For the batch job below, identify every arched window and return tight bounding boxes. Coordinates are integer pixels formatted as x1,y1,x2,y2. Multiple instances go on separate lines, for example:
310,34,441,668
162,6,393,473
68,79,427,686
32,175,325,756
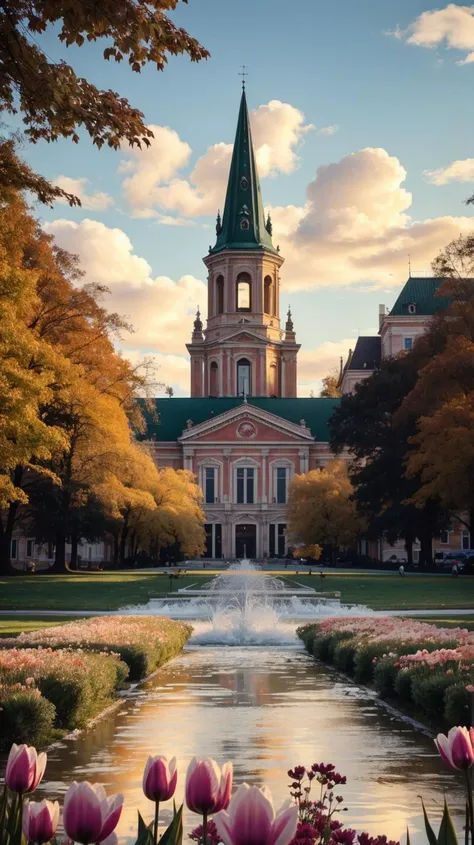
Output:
237,358,251,396
209,361,218,397
264,275,273,314
216,275,224,315
236,272,251,312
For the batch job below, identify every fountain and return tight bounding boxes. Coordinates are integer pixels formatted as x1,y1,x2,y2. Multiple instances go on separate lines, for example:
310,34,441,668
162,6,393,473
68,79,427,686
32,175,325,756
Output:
121,560,370,644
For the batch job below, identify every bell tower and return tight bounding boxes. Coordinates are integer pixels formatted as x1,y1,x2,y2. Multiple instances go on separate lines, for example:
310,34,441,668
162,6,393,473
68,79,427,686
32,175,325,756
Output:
187,87,299,398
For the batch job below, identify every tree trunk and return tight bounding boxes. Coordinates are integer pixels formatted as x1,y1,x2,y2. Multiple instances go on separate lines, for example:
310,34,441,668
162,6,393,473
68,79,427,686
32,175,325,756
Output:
404,533,414,568
119,512,130,566
70,533,79,571
419,530,433,570
49,528,69,574
0,494,21,575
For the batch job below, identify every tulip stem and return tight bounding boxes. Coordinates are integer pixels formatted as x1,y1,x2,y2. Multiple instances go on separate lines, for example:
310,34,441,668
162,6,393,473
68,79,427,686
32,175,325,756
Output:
464,770,474,845
202,813,208,845
154,801,160,845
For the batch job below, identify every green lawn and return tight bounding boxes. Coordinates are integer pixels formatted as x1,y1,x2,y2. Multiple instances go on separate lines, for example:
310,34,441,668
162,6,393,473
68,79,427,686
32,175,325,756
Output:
282,572,474,610
408,615,474,630
0,615,80,636
0,572,211,611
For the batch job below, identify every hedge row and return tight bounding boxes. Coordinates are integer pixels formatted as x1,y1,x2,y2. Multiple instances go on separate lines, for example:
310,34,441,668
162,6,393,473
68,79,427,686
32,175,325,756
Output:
297,617,474,728
0,616,192,748
3,616,193,681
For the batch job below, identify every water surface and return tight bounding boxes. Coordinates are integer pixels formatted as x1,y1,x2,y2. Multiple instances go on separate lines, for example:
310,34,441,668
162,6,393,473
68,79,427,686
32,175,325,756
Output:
37,646,463,845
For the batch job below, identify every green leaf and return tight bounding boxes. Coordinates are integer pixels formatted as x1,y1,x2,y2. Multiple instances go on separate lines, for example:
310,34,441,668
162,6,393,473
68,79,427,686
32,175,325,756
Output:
134,811,153,845
437,799,459,845
422,798,439,845
159,804,183,845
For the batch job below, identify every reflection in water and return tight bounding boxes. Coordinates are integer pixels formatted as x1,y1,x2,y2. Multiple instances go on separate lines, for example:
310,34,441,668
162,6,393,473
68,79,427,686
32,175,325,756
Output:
34,648,463,845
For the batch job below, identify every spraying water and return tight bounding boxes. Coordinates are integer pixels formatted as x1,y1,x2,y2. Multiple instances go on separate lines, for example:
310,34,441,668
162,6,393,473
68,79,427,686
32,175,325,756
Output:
121,560,370,645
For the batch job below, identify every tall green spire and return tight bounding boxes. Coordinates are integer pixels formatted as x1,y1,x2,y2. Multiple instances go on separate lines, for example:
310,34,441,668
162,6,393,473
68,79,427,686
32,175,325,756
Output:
211,89,276,254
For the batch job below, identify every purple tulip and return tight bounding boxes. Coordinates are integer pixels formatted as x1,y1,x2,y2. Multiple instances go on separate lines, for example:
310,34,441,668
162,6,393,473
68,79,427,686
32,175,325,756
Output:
214,784,298,845
186,758,233,816
23,800,59,845
63,782,123,845
5,744,47,795
143,756,178,802
435,726,474,771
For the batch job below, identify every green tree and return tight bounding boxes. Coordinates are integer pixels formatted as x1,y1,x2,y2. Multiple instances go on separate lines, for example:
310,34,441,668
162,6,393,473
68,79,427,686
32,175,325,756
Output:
0,0,209,202
319,368,341,398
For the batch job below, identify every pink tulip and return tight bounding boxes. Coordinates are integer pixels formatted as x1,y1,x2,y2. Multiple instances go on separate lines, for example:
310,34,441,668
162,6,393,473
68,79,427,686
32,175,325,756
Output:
143,756,178,802
435,726,474,770
186,758,233,816
5,744,47,795
63,782,123,845
214,784,298,845
23,800,59,844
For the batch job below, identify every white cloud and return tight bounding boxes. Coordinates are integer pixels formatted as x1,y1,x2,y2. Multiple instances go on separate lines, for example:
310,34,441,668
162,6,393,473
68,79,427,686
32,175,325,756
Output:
392,3,474,64
424,157,474,184
43,218,206,357
54,176,114,210
297,338,354,396
316,125,339,136
268,147,474,290
120,101,314,219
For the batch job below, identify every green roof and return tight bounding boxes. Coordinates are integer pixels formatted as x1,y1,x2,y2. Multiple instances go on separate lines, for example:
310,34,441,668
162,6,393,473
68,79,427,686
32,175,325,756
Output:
137,397,339,443
389,277,451,317
210,89,277,255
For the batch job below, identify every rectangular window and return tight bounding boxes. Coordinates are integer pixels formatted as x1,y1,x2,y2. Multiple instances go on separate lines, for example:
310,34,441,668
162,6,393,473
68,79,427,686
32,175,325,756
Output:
269,524,276,557
204,524,213,558
276,467,288,504
205,467,216,504
277,524,287,557
463,530,471,550
237,467,254,504
26,539,33,558
10,539,17,560
440,530,449,544
404,337,413,350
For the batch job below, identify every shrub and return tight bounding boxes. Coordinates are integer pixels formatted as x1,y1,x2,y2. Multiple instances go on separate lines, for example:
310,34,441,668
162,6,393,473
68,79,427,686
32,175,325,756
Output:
0,648,129,729
373,658,399,698
333,639,357,674
411,673,457,720
297,624,320,654
393,666,423,702
444,683,472,727
5,617,193,682
0,685,55,750
353,642,399,683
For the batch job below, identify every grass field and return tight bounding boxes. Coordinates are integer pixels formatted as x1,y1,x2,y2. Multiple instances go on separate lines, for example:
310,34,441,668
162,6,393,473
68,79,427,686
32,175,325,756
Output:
1,569,474,613
0,616,80,636
0,572,211,611
282,573,474,610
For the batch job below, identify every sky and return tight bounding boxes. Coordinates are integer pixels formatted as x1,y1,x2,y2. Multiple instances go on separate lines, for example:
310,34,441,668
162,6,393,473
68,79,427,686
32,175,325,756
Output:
17,0,474,395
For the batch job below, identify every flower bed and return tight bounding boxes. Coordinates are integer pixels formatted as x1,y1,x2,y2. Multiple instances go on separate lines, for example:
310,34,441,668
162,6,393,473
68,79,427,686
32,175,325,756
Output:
0,647,128,735
297,617,474,727
2,616,193,681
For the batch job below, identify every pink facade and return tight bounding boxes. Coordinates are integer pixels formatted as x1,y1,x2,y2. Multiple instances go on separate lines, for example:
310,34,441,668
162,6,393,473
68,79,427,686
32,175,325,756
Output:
149,403,333,558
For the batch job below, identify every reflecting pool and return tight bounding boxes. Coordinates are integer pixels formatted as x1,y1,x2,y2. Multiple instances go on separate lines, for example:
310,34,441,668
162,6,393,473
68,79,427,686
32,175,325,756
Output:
36,646,463,845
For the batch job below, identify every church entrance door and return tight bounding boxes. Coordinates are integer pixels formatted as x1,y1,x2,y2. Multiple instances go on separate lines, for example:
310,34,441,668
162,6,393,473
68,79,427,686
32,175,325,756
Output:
235,524,257,559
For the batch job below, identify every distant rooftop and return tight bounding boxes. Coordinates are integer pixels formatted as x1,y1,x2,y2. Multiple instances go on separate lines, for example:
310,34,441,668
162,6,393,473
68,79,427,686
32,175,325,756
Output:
347,336,381,371
389,276,452,317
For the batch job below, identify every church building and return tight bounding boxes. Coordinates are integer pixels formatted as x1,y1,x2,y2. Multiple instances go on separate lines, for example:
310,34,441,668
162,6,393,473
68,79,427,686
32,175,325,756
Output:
141,88,338,559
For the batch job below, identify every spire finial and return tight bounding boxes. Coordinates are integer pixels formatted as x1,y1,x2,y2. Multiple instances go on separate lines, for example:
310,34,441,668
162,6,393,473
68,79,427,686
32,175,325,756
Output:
238,64,248,90
285,306,294,333
193,305,203,333
408,253,411,278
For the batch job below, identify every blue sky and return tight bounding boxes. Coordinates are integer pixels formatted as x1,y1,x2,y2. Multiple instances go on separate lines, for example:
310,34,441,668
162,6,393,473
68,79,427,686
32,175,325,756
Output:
18,0,474,394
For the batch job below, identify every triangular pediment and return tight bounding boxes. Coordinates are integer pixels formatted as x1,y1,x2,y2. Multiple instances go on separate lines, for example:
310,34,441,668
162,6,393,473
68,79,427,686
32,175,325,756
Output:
207,328,276,346
178,402,314,443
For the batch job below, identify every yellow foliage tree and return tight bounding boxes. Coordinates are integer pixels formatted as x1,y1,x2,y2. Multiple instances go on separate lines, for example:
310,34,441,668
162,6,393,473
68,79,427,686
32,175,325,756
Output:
286,460,361,563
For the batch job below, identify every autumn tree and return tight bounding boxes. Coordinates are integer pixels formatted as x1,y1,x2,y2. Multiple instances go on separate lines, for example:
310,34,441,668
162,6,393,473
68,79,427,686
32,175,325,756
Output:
286,460,361,563
330,354,449,567
400,235,474,530
319,368,341,398
0,0,209,202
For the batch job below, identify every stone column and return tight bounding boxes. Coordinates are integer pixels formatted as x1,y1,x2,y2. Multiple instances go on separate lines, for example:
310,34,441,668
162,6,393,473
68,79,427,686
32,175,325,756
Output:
281,356,286,397
261,449,269,503
259,350,265,396
184,450,195,473
218,351,223,396
227,352,232,395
